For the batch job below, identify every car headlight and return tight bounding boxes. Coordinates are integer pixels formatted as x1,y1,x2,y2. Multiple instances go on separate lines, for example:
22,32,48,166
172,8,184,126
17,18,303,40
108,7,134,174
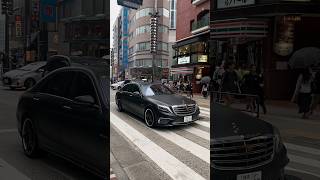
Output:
158,105,173,114
273,127,283,153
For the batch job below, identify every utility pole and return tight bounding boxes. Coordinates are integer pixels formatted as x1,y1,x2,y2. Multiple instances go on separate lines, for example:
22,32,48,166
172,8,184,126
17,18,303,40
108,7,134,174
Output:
150,0,159,83
1,0,13,71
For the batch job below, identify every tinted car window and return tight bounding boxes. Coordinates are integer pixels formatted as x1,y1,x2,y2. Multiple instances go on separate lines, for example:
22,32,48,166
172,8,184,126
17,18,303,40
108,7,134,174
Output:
122,84,132,92
41,71,75,98
69,72,98,104
131,84,140,93
142,84,174,96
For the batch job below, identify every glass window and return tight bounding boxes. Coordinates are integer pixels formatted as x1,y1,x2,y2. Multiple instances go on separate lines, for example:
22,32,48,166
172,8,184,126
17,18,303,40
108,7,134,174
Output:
69,72,98,104
41,71,75,98
141,84,173,96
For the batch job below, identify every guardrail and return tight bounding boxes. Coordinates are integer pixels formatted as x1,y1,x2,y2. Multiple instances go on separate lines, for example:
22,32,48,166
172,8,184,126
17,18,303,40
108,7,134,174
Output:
211,91,260,118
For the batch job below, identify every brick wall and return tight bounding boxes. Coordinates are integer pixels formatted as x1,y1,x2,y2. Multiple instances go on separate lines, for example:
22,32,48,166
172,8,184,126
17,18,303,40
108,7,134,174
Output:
176,0,210,40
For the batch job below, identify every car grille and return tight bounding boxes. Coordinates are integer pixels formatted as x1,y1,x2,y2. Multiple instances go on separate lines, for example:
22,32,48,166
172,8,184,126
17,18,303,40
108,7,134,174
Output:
211,136,274,170
172,104,197,116
2,77,11,85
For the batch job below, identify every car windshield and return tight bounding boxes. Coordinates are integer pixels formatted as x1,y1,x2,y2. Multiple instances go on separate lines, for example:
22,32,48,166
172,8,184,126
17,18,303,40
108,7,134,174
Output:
142,84,174,96
19,62,45,71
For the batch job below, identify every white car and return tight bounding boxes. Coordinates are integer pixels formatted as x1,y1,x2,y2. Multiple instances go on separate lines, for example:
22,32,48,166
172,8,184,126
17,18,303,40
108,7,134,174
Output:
111,81,124,90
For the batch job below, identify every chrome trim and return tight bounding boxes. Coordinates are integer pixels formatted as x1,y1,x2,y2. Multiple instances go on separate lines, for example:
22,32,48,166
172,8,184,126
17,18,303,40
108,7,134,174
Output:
211,135,275,171
172,104,197,116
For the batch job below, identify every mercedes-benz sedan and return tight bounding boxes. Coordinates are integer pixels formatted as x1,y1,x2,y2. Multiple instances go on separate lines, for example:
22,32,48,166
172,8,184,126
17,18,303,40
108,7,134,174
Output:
211,103,289,180
115,82,200,127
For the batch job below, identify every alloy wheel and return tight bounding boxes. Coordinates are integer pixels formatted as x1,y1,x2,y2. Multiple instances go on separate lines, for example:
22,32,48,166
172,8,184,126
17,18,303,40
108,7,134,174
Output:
145,109,155,127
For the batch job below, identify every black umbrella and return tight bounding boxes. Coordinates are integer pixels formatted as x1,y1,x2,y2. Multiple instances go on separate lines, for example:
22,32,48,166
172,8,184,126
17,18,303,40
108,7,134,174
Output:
289,47,320,69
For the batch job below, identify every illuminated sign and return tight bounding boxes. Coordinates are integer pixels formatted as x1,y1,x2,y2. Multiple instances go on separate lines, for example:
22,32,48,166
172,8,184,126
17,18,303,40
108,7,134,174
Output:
198,55,208,63
178,56,190,64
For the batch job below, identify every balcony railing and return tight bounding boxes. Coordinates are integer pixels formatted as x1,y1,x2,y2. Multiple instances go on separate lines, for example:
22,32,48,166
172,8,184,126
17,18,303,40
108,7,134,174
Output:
191,18,209,34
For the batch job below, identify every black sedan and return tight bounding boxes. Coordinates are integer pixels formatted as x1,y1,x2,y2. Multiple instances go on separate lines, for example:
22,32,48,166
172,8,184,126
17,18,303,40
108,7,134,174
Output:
16,63,109,179
115,82,200,127
211,103,289,180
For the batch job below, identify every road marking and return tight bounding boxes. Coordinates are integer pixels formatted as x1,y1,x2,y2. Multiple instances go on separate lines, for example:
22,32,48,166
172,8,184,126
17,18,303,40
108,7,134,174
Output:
200,107,210,112
0,129,18,134
285,143,320,156
286,167,320,178
110,112,206,180
153,129,210,163
183,127,210,141
195,121,210,128
0,158,30,180
288,154,320,168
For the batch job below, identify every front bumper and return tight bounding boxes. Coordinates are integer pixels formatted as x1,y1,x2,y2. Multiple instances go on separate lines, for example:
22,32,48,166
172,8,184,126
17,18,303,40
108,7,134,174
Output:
211,144,289,180
156,109,201,126
2,77,24,88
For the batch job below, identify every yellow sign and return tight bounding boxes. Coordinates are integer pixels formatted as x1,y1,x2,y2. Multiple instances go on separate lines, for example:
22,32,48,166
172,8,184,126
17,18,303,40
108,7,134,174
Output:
198,55,208,63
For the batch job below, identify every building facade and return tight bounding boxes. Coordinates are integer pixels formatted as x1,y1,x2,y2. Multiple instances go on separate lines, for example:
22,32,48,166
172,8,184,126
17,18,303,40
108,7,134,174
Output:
57,0,109,58
127,0,174,81
210,0,320,99
173,0,211,93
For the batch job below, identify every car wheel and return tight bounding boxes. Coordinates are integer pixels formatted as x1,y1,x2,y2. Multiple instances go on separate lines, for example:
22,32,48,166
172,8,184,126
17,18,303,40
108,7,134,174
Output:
117,86,121,90
24,79,35,89
145,108,155,127
117,99,123,112
21,118,40,158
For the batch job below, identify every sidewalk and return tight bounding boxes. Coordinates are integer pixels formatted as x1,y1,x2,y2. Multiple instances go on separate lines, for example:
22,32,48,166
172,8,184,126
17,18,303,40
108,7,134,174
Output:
179,93,210,109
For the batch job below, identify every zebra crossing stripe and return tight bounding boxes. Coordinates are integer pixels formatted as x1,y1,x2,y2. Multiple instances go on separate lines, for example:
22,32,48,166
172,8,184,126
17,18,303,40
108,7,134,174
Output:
153,129,210,163
195,121,210,128
285,143,320,156
183,127,210,141
110,112,206,180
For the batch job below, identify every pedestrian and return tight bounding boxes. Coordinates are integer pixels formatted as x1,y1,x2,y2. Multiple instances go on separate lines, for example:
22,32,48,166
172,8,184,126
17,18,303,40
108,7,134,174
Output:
291,68,313,119
202,83,208,98
241,65,267,114
221,62,240,106
310,71,320,115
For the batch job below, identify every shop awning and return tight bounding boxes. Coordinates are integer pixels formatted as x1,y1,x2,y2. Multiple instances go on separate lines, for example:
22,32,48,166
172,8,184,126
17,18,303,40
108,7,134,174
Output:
211,18,268,39
171,67,194,75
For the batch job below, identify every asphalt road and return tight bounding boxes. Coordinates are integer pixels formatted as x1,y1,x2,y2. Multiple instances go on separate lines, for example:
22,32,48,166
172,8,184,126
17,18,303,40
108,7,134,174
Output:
110,89,210,180
0,86,100,180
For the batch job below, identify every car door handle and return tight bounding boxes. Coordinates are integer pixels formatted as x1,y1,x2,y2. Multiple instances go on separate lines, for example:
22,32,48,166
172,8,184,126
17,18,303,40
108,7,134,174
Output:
33,97,40,101
62,105,72,110
99,134,107,139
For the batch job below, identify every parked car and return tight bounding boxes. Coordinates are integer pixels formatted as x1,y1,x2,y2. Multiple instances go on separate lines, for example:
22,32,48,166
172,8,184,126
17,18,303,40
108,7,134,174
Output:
111,81,124,90
16,60,109,179
2,61,46,89
115,82,200,127
211,103,289,180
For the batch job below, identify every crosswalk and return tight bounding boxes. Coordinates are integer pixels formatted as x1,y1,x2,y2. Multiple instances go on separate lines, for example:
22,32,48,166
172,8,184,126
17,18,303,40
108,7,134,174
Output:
110,106,210,180
285,142,320,179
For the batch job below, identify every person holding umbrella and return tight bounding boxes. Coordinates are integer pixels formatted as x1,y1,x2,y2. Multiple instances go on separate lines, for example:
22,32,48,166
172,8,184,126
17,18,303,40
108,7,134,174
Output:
311,70,320,115
291,68,313,119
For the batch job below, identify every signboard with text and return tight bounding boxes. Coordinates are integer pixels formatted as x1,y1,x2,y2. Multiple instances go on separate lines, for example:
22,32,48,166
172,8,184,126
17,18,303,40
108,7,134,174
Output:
217,0,255,9
178,56,190,65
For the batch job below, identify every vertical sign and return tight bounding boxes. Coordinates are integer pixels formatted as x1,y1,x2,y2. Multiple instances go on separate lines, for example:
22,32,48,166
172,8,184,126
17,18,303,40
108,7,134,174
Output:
15,15,22,37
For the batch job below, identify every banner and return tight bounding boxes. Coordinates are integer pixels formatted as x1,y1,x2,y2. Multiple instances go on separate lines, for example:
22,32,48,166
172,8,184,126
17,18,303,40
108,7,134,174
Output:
40,0,56,22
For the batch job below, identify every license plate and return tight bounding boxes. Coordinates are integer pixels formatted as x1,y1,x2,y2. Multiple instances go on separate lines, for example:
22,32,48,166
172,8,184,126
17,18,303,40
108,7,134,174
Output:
184,116,192,122
237,171,261,180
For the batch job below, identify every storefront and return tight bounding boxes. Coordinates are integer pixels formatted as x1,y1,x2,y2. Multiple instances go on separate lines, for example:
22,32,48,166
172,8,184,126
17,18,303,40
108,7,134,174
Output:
65,19,108,58
172,32,212,93
210,1,320,99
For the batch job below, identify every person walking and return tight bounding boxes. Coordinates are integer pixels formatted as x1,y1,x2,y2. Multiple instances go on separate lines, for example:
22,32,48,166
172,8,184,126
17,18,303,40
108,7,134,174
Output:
202,83,208,98
311,71,320,115
291,68,313,119
186,81,193,98
221,62,240,106
241,65,267,114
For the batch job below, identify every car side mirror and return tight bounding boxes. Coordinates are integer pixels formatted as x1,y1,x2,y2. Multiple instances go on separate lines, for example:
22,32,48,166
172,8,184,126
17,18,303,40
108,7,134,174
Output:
133,91,142,97
75,95,95,105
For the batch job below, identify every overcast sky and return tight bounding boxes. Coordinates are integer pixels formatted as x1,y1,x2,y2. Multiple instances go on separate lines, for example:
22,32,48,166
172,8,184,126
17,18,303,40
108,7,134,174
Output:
110,0,122,48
